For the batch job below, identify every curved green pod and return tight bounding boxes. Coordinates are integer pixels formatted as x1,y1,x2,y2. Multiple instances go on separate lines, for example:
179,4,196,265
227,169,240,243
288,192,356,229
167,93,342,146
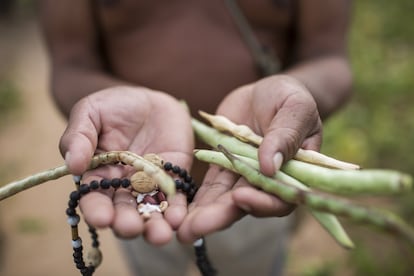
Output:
194,149,355,249
282,159,412,196
216,145,414,247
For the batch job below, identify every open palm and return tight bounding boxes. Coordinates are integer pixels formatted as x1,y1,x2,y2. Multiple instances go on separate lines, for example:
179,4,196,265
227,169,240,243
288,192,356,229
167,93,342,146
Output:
178,75,323,243
60,86,194,245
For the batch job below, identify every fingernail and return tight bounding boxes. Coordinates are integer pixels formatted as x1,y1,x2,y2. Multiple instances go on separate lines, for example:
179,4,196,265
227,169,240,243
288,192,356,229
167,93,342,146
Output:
273,152,284,172
73,175,82,184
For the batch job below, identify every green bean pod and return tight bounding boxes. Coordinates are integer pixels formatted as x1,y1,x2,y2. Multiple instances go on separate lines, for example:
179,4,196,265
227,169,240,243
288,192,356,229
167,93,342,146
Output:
192,118,257,159
217,145,414,246
194,149,355,249
193,118,412,196
282,159,412,196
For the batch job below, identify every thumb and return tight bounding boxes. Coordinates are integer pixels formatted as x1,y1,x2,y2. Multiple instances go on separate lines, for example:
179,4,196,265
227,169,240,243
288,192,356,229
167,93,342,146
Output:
59,100,100,175
258,99,321,176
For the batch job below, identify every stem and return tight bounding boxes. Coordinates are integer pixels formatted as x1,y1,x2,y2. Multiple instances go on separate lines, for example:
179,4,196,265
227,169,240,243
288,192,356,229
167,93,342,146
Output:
0,165,69,201
0,151,175,201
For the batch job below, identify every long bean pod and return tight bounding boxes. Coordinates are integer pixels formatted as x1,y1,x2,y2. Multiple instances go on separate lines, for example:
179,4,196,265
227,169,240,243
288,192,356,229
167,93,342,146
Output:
0,151,175,201
194,149,355,249
198,111,360,170
217,145,414,246
193,118,411,196
0,165,69,201
282,159,412,196
192,118,257,159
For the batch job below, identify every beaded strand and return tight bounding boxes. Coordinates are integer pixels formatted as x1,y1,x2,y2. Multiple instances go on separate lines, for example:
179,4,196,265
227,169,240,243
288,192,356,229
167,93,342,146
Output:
163,162,216,276
67,178,131,275
67,162,216,276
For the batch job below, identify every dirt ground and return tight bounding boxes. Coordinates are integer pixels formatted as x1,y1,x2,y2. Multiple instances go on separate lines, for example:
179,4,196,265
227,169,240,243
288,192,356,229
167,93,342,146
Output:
0,18,349,276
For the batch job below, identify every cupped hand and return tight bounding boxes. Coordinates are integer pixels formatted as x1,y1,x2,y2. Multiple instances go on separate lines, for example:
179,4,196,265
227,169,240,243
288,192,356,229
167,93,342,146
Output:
59,86,194,245
177,75,323,243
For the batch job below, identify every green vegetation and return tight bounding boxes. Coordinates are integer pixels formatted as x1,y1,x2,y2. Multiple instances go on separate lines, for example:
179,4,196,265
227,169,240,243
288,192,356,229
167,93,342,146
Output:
320,1,414,275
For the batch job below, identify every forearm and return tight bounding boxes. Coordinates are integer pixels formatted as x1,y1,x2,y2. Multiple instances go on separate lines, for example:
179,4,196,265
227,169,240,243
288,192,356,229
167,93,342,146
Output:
284,55,353,120
51,66,127,118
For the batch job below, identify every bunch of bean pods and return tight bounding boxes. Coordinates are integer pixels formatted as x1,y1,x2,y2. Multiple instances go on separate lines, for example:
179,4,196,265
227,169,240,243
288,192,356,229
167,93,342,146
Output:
193,111,414,249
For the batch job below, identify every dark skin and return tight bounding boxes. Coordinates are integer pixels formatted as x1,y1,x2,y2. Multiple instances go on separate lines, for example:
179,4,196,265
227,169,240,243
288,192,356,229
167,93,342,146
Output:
40,0,353,245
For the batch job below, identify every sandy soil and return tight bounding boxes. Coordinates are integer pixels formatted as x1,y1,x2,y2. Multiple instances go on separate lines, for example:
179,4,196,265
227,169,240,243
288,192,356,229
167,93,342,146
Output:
0,18,349,276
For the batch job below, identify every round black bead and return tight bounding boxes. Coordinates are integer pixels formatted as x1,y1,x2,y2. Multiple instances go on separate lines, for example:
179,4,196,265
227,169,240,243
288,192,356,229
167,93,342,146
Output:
80,266,92,276
184,174,193,183
175,179,184,190
70,191,81,201
111,178,121,188
68,199,78,208
182,182,191,193
90,180,99,190
92,240,100,248
89,231,98,239
120,178,131,188
79,184,91,195
172,165,181,174
66,207,76,216
187,189,196,203
179,169,188,178
88,266,96,274
163,162,173,171
100,179,111,189
73,251,83,259
74,246,83,252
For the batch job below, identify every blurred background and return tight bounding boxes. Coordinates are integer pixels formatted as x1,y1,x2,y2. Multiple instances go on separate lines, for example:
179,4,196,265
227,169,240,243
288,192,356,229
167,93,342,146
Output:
0,1,413,275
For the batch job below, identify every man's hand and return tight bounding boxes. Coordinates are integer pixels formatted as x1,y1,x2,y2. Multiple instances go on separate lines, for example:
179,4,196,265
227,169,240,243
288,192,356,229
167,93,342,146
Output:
177,75,323,243
60,86,194,245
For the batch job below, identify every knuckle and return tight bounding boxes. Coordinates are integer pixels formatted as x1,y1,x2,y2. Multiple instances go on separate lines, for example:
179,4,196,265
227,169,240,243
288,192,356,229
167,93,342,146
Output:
266,127,302,158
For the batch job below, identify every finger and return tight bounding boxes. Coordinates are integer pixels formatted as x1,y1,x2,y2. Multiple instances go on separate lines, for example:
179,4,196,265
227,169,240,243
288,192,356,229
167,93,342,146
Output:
301,133,323,152
59,98,101,175
177,193,243,244
158,152,193,229
78,167,126,229
232,186,296,217
164,193,188,230
112,188,144,238
258,92,321,176
177,175,246,243
79,190,114,228
143,212,174,245
191,165,238,207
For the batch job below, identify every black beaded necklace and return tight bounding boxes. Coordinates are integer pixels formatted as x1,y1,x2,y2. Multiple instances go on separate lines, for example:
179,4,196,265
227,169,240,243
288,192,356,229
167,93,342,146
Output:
66,162,217,276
